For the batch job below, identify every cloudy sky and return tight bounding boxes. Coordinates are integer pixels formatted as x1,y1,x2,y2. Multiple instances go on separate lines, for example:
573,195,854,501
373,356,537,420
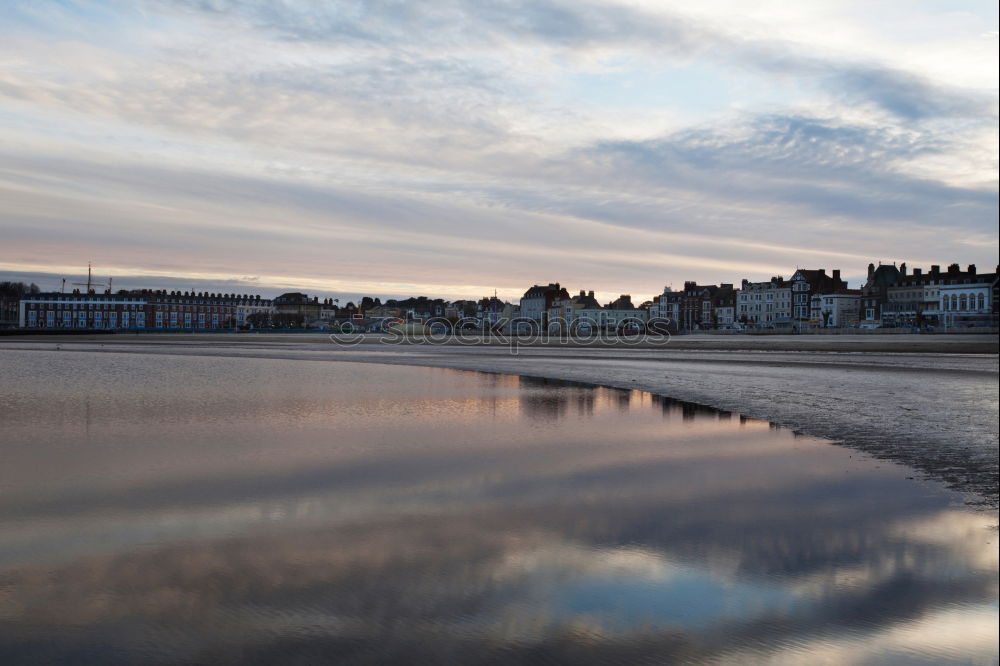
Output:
1,0,997,302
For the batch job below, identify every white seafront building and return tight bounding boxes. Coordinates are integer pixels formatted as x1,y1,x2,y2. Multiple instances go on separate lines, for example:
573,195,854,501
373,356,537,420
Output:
737,277,792,328
649,287,680,325
877,263,997,328
235,296,276,328
519,283,568,324
939,271,994,328
810,291,861,328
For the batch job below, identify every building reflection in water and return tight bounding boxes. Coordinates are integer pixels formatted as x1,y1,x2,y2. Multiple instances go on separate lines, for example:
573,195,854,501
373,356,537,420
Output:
516,375,599,421
515,376,727,425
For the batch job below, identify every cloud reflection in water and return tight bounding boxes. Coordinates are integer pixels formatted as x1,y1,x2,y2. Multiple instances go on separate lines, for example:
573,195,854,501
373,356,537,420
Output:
0,353,995,664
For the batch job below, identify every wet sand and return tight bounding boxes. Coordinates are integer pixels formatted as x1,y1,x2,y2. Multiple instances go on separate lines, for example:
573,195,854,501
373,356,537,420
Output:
4,331,996,353
2,334,997,507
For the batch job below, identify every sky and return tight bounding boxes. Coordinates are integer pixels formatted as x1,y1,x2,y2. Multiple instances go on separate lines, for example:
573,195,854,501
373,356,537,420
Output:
1,0,997,303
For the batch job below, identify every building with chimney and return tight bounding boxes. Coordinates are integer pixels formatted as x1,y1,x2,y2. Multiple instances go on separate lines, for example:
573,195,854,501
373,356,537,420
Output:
547,290,601,334
649,287,680,330
859,263,901,327
574,302,648,333
939,264,997,328
712,284,737,328
677,282,734,330
882,263,946,327
681,282,713,331
541,290,648,333
810,290,861,327
236,295,276,327
737,277,792,328
273,292,321,327
18,289,259,330
519,283,569,326
789,269,848,327
476,296,515,331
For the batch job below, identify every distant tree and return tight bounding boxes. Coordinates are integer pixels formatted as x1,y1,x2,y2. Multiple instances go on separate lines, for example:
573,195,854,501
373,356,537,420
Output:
0,281,40,297
0,282,39,327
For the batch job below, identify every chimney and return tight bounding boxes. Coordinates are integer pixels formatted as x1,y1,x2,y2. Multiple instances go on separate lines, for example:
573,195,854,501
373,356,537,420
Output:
899,263,906,276
867,263,875,278
832,269,841,282
913,268,922,277
930,265,940,275
967,264,976,274
588,290,594,298
947,263,960,275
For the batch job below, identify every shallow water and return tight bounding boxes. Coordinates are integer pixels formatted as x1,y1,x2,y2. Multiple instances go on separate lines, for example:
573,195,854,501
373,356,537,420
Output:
0,349,996,664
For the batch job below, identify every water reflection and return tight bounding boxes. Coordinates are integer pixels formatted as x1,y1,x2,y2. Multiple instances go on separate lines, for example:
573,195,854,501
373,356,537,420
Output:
515,376,600,420
0,350,996,665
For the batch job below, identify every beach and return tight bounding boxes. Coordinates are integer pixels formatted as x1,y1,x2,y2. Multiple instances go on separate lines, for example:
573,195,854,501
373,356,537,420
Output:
2,333,997,507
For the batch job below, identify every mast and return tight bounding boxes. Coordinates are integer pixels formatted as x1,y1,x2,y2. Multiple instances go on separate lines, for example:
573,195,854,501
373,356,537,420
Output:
72,263,105,294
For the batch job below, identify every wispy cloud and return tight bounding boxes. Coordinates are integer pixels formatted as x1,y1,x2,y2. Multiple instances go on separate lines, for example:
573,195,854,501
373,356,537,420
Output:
148,0,996,120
